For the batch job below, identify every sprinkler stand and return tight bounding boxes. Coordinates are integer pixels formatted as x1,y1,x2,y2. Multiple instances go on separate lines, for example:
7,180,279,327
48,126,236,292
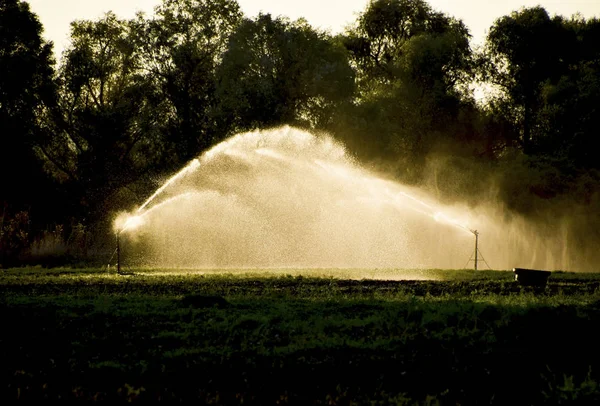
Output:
466,229,489,270
116,232,121,274
473,230,479,271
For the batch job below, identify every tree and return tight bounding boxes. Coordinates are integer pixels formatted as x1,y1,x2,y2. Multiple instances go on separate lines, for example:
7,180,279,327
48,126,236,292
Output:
37,12,170,224
133,0,242,165
343,0,471,93
216,13,355,131
0,0,55,207
533,16,600,171
482,7,570,153
335,0,475,182
483,9,600,171
0,0,57,265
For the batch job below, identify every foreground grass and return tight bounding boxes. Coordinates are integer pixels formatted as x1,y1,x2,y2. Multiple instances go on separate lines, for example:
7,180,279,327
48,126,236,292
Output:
2,268,600,404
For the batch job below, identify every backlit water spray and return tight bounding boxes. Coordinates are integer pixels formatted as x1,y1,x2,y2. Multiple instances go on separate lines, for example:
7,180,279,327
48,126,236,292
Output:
113,126,565,270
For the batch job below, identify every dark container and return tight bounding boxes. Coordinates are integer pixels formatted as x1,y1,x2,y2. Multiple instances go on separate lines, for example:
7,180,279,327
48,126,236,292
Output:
513,268,551,287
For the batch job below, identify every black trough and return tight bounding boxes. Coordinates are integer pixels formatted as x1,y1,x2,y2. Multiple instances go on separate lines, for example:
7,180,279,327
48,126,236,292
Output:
513,268,551,287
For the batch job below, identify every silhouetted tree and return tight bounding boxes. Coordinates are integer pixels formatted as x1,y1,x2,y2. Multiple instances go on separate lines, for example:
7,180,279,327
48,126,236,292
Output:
480,8,600,220
482,7,571,154
133,0,242,166
344,0,471,91
37,12,170,225
532,16,600,172
335,0,475,182
4,0,600,266
0,0,55,206
216,13,355,132
0,0,57,265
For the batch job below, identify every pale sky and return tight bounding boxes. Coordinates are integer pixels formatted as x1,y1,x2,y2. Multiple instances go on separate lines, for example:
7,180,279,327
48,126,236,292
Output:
26,0,600,62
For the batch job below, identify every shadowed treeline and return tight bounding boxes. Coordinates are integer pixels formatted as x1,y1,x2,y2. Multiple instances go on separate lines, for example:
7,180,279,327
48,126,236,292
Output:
1,0,600,269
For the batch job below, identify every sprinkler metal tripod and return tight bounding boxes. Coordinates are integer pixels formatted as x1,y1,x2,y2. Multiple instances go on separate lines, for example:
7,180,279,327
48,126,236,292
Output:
466,229,490,270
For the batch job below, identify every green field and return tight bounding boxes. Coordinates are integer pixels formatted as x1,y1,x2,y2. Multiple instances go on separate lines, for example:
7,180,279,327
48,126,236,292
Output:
2,268,600,404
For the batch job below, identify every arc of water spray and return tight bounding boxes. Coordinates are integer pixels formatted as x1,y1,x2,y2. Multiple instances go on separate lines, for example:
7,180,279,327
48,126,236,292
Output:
390,191,487,269
122,154,475,239
113,159,203,273
112,191,202,272
311,159,475,236
385,190,474,236
112,128,485,270
137,159,201,214
115,159,202,236
118,192,202,235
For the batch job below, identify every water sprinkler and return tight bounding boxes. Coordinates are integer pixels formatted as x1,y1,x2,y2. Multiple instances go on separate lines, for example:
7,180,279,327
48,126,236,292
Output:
106,229,124,274
471,229,479,270
116,230,123,274
112,228,136,275
108,159,199,272
466,229,489,270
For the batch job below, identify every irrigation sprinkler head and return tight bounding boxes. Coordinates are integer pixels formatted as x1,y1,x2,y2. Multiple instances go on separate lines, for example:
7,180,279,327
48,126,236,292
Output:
117,214,144,235
470,229,479,236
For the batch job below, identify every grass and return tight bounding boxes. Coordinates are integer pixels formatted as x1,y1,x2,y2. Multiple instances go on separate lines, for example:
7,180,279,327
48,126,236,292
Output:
2,268,600,404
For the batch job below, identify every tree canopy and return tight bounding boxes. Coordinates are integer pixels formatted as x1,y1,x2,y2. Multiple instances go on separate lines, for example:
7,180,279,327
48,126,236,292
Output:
0,0,55,206
2,0,600,266
216,13,355,132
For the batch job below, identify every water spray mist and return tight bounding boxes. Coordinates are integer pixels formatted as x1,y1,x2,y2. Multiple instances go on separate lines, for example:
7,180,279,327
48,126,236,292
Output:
109,160,201,273
105,127,576,270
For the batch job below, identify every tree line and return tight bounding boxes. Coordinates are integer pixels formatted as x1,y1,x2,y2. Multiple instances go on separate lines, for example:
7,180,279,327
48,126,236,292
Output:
1,0,599,267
